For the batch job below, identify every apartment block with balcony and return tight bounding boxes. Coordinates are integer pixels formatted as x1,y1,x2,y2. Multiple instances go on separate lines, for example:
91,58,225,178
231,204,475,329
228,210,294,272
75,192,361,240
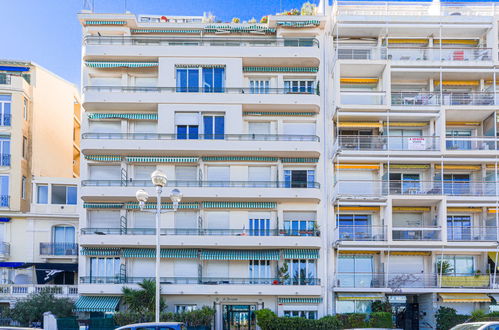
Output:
0,61,81,308
330,2,499,328
77,11,326,327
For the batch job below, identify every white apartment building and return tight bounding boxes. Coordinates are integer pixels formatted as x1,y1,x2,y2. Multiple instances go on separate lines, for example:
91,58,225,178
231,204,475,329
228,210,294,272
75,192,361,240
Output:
77,1,499,329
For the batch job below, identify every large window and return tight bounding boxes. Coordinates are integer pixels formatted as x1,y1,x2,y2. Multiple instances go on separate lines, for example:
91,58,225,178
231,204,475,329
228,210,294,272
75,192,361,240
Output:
51,185,77,205
285,259,317,285
89,257,121,281
336,300,372,314
443,174,470,195
175,113,199,139
283,212,316,236
52,226,76,255
284,80,314,94
249,260,270,283
203,115,224,139
176,67,225,93
248,217,270,236
0,95,11,126
337,255,374,288
436,255,474,275
37,184,48,204
0,176,8,207
446,129,472,150
283,310,317,320
447,215,472,241
284,169,315,188
250,80,270,94
175,305,197,313
0,137,10,166
176,68,199,92
389,173,420,194
202,67,225,92
336,214,371,240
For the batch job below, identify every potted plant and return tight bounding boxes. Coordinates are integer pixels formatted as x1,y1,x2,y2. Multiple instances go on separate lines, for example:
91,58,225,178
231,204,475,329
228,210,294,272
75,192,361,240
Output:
301,2,317,15
231,17,240,23
275,262,289,285
260,16,268,24
436,260,454,275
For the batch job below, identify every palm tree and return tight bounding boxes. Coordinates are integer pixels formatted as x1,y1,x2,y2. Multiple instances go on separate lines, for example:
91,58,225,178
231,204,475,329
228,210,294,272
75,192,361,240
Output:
122,279,164,319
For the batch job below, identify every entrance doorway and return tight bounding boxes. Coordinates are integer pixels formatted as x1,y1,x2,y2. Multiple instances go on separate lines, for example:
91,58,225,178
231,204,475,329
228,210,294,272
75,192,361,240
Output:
223,305,256,330
389,295,419,330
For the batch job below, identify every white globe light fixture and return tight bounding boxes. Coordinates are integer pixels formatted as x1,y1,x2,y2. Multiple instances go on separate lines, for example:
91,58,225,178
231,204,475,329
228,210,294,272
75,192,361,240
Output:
135,189,149,210
151,169,168,187
169,188,183,210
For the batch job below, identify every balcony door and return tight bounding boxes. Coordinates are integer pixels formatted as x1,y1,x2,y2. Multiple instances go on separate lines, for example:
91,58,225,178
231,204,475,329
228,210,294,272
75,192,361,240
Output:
389,256,425,287
389,173,421,194
0,137,10,166
386,129,422,150
443,174,470,195
446,129,472,150
336,214,371,240
284,169,315,188
337,255,374,288
52,226,75,255
447,215,472,241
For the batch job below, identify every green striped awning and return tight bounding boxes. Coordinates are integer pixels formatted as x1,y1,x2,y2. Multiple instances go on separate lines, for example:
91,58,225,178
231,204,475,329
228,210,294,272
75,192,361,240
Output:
278,297,323,304
85,61,159,68
125,156,199,163
202,156,277,162
243,112,316,117
282,249,319,259
131,29,202,34
175,64,226,68
276,20,320,27
83,202,124,209
88,113,158,120
204,25,275,34
202,202,277,209
80,248,121,256
281,157,319,163
84,155,122,162
125,202,199,210
75,296,121,312
201,249,280,260
85,21,126,26
122,248,198,258
243,66,318,73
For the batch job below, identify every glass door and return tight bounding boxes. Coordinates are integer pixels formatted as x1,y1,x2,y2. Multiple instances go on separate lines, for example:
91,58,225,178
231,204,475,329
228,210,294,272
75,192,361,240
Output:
223,305,256,330
447,215,472,241
446,129,472,150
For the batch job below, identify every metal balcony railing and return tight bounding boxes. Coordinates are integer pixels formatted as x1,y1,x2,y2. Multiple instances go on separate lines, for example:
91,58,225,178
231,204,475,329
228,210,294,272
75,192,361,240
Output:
82,133,319,142
80,276,320,285
392,227,441,241
334,225,386,241
39,243,78,256
81,227,320,237
334,180,499,197
339,91,386,105
336,135,440,151
0,284,78,296
82,180,320,188
391,91,439,106
447,227,498,241
441,92,496,106
83,86,319,95
84,36,319,47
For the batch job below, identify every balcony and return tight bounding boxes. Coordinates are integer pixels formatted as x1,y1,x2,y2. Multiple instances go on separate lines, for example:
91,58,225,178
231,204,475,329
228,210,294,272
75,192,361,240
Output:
392,227,441,241
447,227,498,242
446,136,497,151
82,180,320,189
83,86,318,95
0,284,78,298
339,91,386,106
39,243,78,256
334,273,492,289
0,74,10,85
336,135,439,151
82,133,319,142
391,92,439,106
334,225,386,242
391,91,497,106
442,92,496,106
0,242,9,259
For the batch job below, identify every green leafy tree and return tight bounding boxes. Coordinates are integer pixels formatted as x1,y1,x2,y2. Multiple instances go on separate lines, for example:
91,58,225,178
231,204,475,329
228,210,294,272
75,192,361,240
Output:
7,291,74,326
121,279,165,319
436,260,454,275
436,307,469,330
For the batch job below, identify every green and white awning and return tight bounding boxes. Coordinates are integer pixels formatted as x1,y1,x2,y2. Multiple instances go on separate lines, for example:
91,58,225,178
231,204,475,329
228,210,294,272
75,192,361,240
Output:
88,113,158,120
80,248,121,256
131,29,202,34
122,248,198,258
75,296,121,312
276,20,320,27
282,249,319,259
278,297,323,304
243,112,316,117
175,64,226,68
202,156,278,162
281,157,319,163
204,25,275,34
125,156,198,163
125,202,199,210
84,155,122,162
202,202,277,209
83,202,124,209
243,66,318,73
85,61,159,68
85,20,126,26
201,249,280,260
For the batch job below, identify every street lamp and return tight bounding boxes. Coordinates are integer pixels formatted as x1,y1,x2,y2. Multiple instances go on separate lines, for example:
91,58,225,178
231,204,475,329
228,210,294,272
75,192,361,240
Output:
135,169,182,323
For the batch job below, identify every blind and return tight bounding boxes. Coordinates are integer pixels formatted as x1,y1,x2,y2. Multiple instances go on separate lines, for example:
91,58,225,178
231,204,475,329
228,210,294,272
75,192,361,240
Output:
134,77,157,87
392,213,422,227
134,121,157,133
390,256,424,274
132,259,155,277
134,165,156,180
90,77,121,86
89,165,121,180
248,122,271,134
134,211,155,228
248,166,271,181
206,211,229,229
175,166,197,181
89,121,121,133
283,211,316,221
88,210,120,228
207,166,229,181
174,260,198,277
205,260,229,278
175,112,199,125
283,123,316,135
175,211,198,229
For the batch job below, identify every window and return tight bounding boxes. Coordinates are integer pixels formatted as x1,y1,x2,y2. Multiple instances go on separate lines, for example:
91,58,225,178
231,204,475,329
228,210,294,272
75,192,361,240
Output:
202,67,225,93
336,214,371,240
0,137,10,166
0,95,11,126
436,255,474,275
249,260,270,283
89,257,121,280
249,218,270,236
176,68,199,92
284,310,317,319
447,215,471,241
175,166,197,181
284,212,317,236
134,165,156,180
177,125,199,139
0,176,8,207
284,80,314,94
336,300,372,314
23,98,28,120
175,113,199,139
203,115,224,139
446,129,472,150
285,259,317,285
284,169,315,188
250,80,270,94
21,176,26,200
88,120,121,133
51,185,77,205
389,173,420,194
248,122,271,135
175,305,197,313
443,174,470,195
386,129,422,150
22,137,27,159
37,185,48,204
89,165,121,180
52,226,75,255
337,255,373,288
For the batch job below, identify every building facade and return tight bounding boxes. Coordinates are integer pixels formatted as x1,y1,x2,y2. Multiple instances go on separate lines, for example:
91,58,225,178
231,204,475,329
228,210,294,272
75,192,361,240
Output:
77,2,499,329
0,62,81,309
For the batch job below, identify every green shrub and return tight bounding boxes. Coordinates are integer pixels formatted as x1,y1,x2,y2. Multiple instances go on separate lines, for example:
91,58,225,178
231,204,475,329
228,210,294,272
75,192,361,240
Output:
254,309,342,330
255,309,278,330
470,309,486,321
369,312,393,328
338,313,368,329
372,300,392,313
436,307,469,330
115,306,214,327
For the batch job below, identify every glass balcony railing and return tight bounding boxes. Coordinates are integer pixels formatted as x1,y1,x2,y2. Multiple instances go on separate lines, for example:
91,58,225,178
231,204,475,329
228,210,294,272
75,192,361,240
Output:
391,91,497,106
83,86,319,95
391,92,439,106
447,227,498,241
82,180,320,188
82,133,319,141
80,276,320,285
392,227,441,241
334,225,386,241
339,91,386,105
81,227,320,237
446,136,497,151
39,243,78,256
336,135,439,151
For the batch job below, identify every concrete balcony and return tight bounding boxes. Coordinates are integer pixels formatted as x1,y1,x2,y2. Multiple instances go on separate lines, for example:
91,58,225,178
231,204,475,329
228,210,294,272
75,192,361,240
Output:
338,91,386,108
334,225,386,242
81,133,321,156
84,36,320,59
82,86,320,109
447,226,498,242
81,180,321,201
0,285,78,299
335,135,440,152
391,91,498,107
445,136,499,152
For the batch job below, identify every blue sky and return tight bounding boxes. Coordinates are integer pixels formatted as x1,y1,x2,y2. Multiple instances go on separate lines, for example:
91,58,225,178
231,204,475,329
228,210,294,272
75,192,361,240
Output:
0,0,319,86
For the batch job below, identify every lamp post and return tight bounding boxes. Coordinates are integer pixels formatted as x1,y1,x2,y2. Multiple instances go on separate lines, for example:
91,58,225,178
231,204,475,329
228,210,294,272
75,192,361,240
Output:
135,170,183,323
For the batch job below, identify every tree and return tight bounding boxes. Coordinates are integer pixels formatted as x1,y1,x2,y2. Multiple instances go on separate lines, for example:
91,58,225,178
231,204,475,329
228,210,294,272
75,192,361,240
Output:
436,260,454,275
7,291,74,326
121,279,165,319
